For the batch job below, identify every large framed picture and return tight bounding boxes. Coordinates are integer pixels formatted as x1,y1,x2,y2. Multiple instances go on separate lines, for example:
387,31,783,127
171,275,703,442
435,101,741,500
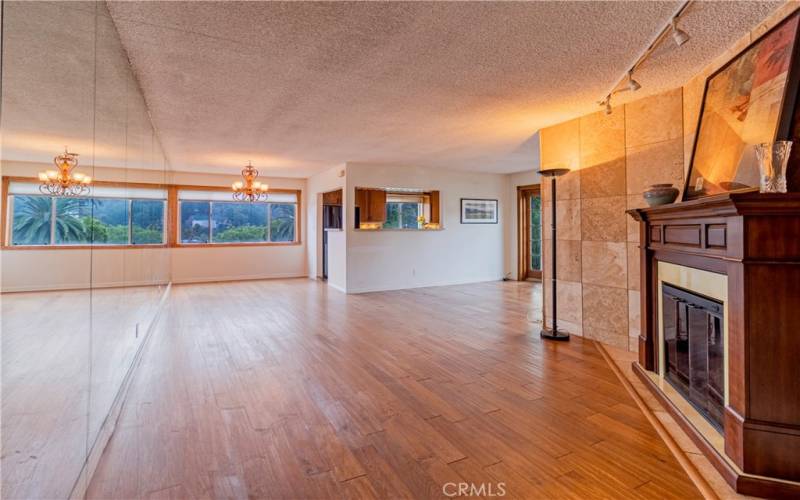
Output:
684,12,800,200
461,198,498,224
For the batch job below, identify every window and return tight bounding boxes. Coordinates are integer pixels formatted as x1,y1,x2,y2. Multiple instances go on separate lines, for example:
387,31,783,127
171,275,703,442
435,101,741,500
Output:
180,201,210,243
7,183,166,246
381,192,428,230
132,200,165,244
530,194,541,271
177,190,298,244
212,203,267,242
384,202,420,229
11,195,52,245
270,203,296,242
4,181,299,247
55,198,130,245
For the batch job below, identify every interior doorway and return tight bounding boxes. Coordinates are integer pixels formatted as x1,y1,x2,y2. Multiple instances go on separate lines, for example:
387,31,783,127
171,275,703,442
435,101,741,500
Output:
517,184,542,281
321,189,342,281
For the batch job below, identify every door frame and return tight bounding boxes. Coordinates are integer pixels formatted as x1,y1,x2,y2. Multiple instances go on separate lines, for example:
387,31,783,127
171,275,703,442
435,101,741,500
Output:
320,189,343,281
517,184,542,281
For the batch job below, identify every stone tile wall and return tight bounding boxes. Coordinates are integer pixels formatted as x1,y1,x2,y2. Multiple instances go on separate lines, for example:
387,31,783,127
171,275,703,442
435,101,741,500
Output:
540,0,799,352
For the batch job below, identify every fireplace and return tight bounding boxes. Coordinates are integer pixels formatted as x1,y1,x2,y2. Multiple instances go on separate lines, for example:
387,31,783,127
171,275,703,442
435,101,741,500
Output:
662,283,724,432
628,192,800,497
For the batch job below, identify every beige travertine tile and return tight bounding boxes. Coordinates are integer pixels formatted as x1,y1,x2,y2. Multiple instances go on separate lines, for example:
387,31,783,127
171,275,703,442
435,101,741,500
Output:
628,337,639,352
543,316,583,337
624,88,683,148
626,138,684,195
585,324,629,350
580,108,625,168
540,119,580,171
541,171,580,202
543,279,582,333
627,242,640,291
541,176,551,202
581,196,626,242
543,239,582,282
543,199,581,241
626,194,647,243
580,157,626,199
628,289,640,339
582,284,628,347
558,170,581,200
581,241,627,289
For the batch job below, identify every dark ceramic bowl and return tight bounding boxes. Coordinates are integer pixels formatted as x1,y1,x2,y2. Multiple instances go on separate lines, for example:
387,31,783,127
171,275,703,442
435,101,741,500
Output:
643,184,679,207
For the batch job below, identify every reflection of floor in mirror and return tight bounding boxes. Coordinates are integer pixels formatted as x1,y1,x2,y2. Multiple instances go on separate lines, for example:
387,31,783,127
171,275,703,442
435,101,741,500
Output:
1,285,166,500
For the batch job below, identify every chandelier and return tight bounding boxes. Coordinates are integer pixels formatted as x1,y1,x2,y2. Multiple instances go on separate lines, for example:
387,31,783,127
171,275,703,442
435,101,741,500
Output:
231,161,269,202
38,147,92,196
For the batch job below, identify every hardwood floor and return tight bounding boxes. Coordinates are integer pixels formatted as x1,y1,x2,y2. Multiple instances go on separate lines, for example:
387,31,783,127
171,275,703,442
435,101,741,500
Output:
87,279,700,499
1,286,166,500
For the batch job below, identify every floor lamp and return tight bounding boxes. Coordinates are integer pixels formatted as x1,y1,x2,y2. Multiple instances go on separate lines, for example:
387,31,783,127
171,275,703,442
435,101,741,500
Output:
537,167,571,341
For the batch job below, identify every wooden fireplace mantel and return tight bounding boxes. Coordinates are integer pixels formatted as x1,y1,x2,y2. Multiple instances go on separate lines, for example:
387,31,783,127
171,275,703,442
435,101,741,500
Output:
628,191,800,498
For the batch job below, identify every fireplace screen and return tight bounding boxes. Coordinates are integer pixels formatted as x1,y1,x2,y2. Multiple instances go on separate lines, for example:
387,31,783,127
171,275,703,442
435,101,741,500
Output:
662,283,725,432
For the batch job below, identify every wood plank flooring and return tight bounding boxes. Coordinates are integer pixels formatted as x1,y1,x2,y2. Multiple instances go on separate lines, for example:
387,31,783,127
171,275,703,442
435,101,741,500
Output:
1,286,166,500
87,279,700,499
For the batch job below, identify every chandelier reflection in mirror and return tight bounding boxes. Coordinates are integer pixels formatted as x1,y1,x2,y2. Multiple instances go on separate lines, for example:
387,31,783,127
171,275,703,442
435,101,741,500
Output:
38,147,92,196
232,161,269,202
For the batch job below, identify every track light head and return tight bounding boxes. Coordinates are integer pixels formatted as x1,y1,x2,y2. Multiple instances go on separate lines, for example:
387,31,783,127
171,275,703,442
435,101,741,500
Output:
604,97,612,115
672,18,690,46
628,71,641,92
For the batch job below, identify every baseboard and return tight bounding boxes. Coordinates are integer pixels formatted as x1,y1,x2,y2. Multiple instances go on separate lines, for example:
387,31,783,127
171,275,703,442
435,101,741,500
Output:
345,276,504,294
68,283,172,499
171,272,307,285
594,343,719,499
1,280,170,294
326,282,347,293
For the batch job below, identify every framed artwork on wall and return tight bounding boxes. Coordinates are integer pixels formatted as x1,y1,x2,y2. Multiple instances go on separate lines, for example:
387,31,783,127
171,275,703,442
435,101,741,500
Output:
684,11,800,200
460,198,498,224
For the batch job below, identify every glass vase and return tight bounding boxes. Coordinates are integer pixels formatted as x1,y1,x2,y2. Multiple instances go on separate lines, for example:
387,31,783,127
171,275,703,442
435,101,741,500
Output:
754,141,793,193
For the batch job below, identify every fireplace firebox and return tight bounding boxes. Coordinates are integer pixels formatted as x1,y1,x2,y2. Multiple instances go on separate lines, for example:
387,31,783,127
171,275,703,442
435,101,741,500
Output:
662,284,724,432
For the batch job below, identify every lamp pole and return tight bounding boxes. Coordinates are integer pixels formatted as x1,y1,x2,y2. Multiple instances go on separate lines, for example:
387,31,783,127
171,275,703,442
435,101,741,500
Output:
537,168,571,341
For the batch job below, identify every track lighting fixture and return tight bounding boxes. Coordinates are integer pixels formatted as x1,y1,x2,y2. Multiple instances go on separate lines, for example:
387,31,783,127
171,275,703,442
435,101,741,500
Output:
628,70,641,92
601,96,612,115
597,0,692,113
672,18,690,46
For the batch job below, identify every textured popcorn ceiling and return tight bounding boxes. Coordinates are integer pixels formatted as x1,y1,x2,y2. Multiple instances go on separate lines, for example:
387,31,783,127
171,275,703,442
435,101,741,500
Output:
105,1,783,176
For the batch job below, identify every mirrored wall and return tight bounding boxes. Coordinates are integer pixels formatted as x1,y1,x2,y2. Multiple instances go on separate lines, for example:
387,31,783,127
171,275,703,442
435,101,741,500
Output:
1,2,171,498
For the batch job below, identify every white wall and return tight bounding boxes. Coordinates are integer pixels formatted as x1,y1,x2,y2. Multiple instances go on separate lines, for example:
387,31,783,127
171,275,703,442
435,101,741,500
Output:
344,162,509,293
170,245,305,284
306,164,346,280
1,161,308,292
1,247,170,292
326,230,346,292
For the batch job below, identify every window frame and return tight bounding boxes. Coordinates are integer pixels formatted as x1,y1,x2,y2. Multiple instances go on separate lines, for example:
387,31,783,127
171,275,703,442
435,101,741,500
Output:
3,179,168,249
177,199,281,246
175,185,300,247
1,177,302,249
